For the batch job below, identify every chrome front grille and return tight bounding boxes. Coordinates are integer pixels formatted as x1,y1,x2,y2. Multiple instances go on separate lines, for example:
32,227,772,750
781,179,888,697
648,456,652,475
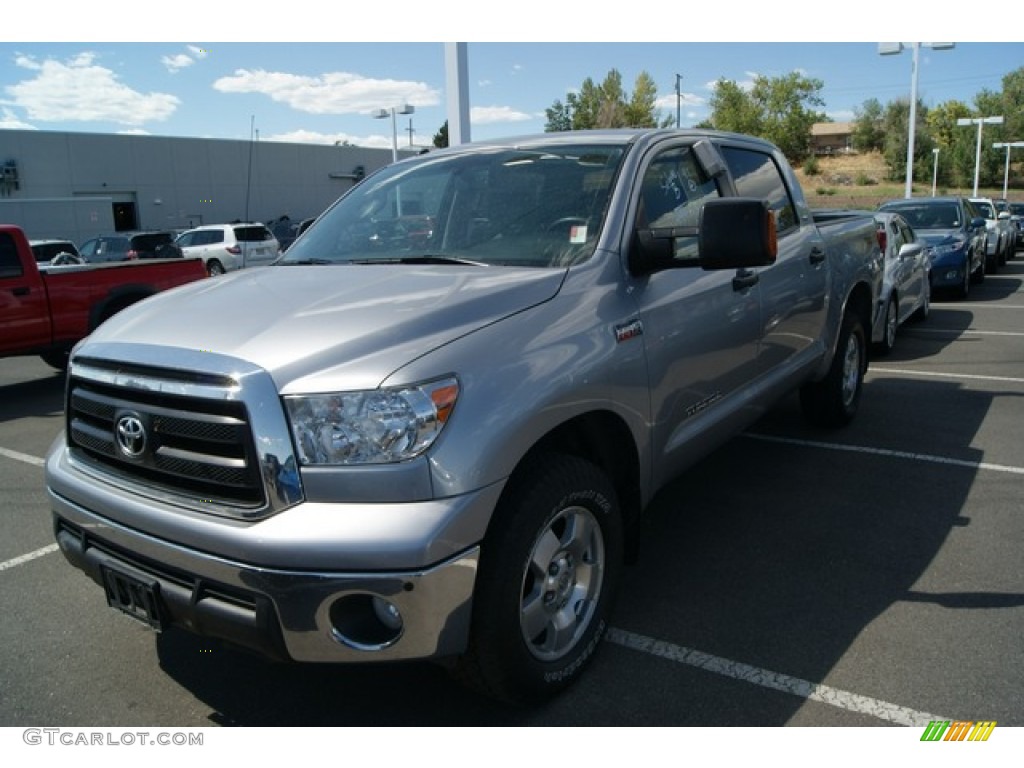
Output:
68,376,264,508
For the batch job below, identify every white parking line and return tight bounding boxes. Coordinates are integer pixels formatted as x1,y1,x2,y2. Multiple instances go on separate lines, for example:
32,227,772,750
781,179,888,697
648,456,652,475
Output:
0,446,45,467
606,627,948,726
0,543,59,573
745,433,1024,475
905,327,1024,337
870,367,1024,385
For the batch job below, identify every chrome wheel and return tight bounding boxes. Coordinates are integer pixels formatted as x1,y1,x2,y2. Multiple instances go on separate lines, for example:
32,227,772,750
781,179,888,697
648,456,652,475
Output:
840,326,862,409
520,505,605,662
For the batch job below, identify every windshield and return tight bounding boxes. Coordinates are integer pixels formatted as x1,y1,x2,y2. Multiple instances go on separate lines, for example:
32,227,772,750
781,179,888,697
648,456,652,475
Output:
281,144,625,268
880,202,961,230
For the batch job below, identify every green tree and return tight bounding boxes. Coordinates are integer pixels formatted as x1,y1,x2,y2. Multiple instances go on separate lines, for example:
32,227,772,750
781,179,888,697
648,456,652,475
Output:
851,98,885,153
705,72,827,162
545,69,670,131
926,101,972,188
881,99,937,185
433,120,449,149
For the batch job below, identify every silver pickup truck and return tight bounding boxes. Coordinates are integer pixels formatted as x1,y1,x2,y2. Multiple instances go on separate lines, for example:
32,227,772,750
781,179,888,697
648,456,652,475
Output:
45,129,881,704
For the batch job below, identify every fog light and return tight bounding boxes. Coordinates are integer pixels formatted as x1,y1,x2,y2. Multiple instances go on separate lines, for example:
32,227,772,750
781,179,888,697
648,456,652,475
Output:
373,596,403,631
329,593,404,651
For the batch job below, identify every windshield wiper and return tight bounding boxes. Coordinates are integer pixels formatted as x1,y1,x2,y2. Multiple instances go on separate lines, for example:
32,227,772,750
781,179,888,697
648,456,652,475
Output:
278,258,335,265
350,255,487,267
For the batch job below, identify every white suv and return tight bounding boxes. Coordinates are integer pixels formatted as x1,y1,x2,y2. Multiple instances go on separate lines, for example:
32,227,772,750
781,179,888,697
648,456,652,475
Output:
175,223,280,276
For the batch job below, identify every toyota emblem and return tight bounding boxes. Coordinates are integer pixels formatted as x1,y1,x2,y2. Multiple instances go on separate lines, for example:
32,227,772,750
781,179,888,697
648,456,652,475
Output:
115,414,147,458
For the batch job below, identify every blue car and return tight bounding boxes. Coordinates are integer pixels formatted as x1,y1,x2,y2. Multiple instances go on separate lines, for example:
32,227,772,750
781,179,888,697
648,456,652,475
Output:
877,197,987,299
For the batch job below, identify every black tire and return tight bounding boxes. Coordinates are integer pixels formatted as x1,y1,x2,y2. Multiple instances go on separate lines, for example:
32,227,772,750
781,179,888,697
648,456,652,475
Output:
873,295,898,356
912,277,931,322
40,349,70,371
207,260,225,277
957,257,971,299
971,253,985,284
452,454,623,705
800,309,866,429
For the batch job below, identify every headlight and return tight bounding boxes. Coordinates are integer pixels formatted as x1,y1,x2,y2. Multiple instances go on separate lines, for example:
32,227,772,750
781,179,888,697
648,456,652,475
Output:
930,238,966,257
285,377,459,465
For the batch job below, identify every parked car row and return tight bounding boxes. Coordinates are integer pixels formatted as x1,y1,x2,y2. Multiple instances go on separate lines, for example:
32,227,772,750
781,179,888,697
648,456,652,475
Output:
865,194,1021,356
27,222,286,278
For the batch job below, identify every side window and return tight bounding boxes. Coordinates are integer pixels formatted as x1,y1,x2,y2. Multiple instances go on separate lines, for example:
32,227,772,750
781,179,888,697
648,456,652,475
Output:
0,233,24,279
720,146,799,235
638,146,720,261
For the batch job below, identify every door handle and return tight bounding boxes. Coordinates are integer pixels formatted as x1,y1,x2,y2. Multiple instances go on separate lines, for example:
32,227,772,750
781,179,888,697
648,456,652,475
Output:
12,286,30,296
732,269,759,291
809,247,826,264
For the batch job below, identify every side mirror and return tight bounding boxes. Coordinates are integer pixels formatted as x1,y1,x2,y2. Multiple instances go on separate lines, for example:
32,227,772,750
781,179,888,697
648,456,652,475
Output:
629,197,778,275
998,211,1011,220
971,217,987,229
897,242,923,260
698,198,778,270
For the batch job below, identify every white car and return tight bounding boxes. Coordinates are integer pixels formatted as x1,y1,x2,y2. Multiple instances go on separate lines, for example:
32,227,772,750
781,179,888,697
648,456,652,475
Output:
174,223,280,276
968,197,1014,272
871,210,931,355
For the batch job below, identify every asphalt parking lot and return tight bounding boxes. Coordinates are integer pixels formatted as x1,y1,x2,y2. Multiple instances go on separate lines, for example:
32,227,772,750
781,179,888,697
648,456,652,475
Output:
2,259,1022,729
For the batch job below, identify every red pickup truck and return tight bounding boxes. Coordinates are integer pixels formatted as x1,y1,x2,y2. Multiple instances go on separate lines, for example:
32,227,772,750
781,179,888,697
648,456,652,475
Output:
1,224,207,369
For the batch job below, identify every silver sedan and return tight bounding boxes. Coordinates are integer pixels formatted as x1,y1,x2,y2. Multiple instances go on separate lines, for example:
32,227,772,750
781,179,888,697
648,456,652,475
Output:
871,210,931,355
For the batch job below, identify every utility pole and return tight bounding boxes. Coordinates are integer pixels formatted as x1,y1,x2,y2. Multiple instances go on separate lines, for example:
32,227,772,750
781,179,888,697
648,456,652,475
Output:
675,73,683,129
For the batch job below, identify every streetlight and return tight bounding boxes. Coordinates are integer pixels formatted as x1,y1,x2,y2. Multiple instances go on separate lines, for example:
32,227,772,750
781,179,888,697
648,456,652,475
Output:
993,141,1024,200
956,115,1003,196
674,73,682,128
373,104,415,163
932,148,940,197
879,42,955,199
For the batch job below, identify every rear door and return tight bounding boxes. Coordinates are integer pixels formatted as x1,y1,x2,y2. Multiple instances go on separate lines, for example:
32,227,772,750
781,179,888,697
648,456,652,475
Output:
0,231,51,354
719,144,828,376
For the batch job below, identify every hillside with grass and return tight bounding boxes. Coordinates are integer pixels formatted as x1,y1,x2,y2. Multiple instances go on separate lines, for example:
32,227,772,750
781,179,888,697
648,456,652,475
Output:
793,152,1012,210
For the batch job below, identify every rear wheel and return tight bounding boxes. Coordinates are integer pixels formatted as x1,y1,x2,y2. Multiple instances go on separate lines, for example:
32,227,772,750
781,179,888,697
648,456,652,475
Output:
801,309,866,428
452,454,623,704
874,295,898,356
207,260,225,277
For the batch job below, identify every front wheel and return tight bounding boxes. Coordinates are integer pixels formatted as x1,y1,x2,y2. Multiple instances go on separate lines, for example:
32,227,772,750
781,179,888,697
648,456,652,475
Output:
452,454,623,705
800,309,866,428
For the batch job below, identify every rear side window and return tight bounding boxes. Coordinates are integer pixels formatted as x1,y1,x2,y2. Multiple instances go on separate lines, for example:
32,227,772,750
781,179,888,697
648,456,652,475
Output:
0,233,23,278
720,146,798,235
235,226,271,243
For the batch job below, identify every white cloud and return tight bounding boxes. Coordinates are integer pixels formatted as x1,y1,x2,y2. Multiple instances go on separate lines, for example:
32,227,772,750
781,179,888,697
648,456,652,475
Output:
262,129,394,150
470,105,533,124
162,54,194,73
212,69,440,115
0,108,36,130
7,53,179,126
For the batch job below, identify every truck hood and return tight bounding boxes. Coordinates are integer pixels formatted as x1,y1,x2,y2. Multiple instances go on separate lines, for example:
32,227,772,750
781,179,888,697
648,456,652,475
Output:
86,264,566,391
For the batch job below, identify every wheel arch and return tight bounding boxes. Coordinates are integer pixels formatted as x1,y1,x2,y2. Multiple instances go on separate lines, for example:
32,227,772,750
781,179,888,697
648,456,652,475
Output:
495,410,643,562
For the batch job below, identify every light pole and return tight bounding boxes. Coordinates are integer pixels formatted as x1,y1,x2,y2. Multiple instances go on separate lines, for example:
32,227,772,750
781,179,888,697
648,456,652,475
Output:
993,141,1024,200
373,104,415,163
932,148,940,197
956,115,1003,196
879,42,955,199
675,73,683,129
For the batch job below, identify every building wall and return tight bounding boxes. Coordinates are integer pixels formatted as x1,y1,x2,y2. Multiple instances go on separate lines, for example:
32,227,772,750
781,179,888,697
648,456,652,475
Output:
0,129,409,242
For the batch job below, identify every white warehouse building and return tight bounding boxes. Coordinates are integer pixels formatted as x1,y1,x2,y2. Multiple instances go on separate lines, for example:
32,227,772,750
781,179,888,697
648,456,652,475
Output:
0,128,414,244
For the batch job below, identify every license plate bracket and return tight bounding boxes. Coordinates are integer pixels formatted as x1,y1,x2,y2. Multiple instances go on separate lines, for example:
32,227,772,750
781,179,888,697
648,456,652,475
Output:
101,563,165,630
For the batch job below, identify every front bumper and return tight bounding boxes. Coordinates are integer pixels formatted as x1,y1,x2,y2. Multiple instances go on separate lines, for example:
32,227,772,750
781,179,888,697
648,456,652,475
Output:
52,492,480,663
46,438,496,663
928,251,969,289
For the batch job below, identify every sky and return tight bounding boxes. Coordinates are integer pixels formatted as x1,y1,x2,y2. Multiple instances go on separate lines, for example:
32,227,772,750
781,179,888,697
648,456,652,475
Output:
2,7,1020,152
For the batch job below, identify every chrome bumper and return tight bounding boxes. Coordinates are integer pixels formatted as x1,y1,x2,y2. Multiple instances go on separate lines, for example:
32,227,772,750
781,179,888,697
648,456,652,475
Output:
51,490,480,663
